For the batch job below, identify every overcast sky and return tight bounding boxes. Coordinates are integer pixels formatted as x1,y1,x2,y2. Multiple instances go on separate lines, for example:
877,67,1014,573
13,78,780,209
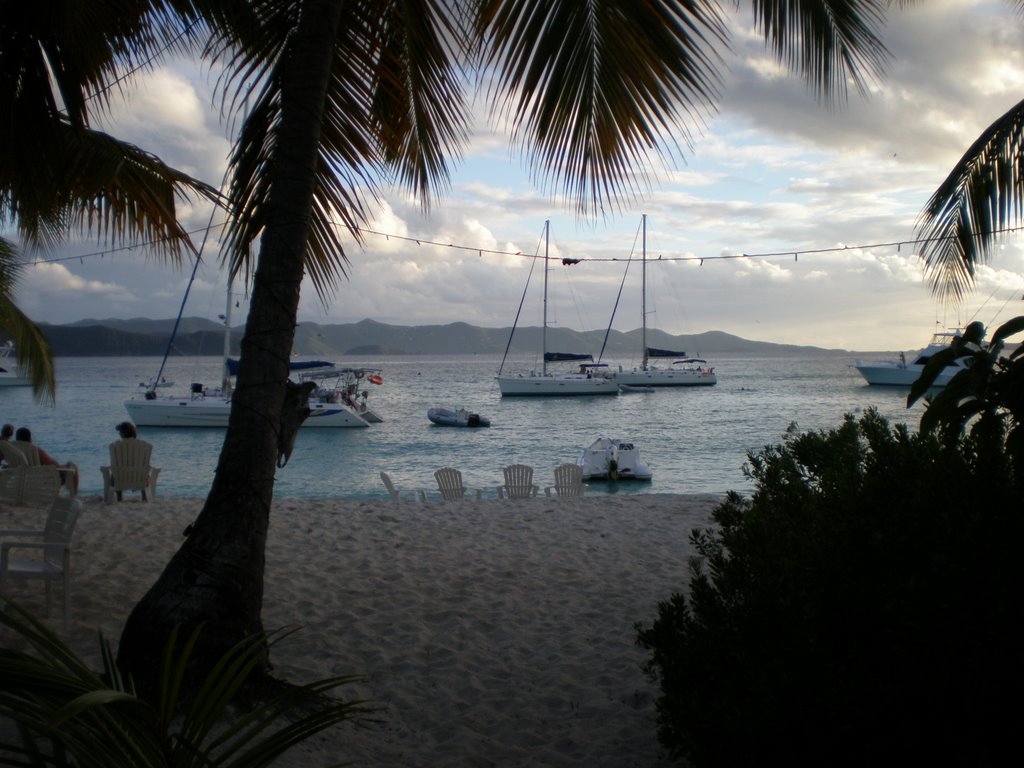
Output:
12,0,1024,351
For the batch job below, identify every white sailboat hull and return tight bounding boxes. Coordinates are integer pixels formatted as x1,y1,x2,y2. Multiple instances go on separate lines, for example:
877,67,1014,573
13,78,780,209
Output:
497,373,619,396
615,367,717,387
124,395,370,427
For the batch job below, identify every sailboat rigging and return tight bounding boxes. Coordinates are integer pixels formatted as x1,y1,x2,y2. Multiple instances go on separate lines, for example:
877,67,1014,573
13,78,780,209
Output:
613,215,717,388
123,279,374,427
496,221,618,397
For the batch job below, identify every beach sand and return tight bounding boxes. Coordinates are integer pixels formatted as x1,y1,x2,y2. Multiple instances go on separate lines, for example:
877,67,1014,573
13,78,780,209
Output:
1,492,723,767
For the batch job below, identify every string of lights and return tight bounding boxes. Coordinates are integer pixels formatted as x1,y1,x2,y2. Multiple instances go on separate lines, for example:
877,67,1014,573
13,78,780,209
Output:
18,221,1024,269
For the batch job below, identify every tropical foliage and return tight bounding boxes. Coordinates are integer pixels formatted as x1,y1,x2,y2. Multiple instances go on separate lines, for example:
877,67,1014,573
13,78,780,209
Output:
0,602,365,767
0,243,55,400
117,0,909,696
0,0,223,400
636,405,1024,766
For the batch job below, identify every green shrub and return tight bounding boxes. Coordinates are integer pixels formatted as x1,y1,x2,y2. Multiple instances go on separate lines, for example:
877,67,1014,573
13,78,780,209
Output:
636,408,1024,767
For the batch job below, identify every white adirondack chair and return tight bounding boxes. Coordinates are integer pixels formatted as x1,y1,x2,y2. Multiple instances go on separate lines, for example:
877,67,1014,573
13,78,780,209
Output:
433,467,482,501
544,463,587,497
497,464,539,499
101,438,160,503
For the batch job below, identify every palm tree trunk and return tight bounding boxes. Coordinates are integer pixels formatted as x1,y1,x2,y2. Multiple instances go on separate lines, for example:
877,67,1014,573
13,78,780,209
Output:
117,0,345,700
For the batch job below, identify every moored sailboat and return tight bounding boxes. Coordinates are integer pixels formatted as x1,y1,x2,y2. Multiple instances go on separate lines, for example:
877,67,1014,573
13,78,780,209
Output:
613,215,717,388
496,221,618,397
124,282,372,427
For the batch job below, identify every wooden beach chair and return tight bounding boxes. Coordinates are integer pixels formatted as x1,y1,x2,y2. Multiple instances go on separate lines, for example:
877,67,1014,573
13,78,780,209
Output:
7,440,73,500
101,438,160,503
433,467,482,501
544,463,587,497
0,442,62,508
380,471,422,502
497,464,539,499
0,496,82,627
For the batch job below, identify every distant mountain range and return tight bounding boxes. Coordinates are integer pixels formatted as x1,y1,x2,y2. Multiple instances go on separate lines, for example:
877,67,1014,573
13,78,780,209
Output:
38,317,851,357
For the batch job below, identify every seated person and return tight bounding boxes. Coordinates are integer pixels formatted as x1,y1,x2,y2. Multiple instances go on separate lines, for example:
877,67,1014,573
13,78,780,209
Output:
13,426,79,496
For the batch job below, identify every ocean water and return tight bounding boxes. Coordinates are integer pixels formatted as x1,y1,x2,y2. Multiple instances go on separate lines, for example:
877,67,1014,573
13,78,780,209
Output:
1,352,927,500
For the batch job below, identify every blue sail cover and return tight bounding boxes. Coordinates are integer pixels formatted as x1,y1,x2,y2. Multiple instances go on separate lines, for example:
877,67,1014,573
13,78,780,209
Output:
544,352,593,362
647,347,687,358
226,358,335,376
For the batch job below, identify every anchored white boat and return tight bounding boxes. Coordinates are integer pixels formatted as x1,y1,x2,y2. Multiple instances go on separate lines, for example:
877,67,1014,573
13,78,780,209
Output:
297,367,385,424
614,215,717,388
853,330,971,387
0,342,31,387
125,368,372,428
577,437,653,481
124,283,371,428
496,221,618,397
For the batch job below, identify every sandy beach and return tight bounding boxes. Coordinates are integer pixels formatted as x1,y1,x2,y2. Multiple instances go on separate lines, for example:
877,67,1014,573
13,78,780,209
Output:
1,492,723,767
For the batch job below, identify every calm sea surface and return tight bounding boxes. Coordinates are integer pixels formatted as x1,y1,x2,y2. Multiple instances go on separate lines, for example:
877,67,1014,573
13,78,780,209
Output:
1,352,927,500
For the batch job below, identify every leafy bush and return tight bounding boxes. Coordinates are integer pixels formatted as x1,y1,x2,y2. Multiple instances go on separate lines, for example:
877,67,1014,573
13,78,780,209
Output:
636,407,1024,767
0,602,366,767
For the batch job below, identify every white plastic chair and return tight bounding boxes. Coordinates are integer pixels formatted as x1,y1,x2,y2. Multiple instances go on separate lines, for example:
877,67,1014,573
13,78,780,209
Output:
0,442,62,507
380,471,420,502
0,496,83,627
433,467,482,501
544,463,587,497
497,464,539,499
101,438,160,503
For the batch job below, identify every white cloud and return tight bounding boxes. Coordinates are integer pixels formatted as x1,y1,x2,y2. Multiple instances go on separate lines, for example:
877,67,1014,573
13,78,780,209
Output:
15,0,1024,352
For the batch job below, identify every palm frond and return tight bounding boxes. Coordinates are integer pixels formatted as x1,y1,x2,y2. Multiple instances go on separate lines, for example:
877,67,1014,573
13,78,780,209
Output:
480,0,727,216
0,245,56,402
219,0,467,302
368,0,472,202
0,603,367,768
915,98,1024,303
751,0,892,103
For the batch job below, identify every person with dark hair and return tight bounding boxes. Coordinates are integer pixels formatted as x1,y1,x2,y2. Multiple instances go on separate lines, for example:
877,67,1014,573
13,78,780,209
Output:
116,421,138,439
1,423,13,440
12,427,79,495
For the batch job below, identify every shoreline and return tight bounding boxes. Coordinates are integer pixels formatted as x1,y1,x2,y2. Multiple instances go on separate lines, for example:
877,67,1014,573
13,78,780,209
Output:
2,492,724,767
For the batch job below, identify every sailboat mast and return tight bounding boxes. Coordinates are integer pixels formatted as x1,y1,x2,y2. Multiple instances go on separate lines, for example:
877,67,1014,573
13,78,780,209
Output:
542,219,549,377
641,214,648,371
221,281,233,394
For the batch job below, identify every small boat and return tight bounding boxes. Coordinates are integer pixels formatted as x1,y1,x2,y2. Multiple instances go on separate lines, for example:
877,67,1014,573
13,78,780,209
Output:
618,383,655,393
427,407,491,427
577,437,652,481
853,330,971,387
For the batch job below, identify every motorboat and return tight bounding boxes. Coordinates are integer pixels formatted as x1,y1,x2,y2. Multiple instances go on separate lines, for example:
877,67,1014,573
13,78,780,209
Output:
124,283,371,428
613,215,717,388
0,341,31,387
577,437,653,481
298,367,385,423
427,407,491,427
853,330,971,386
496,221,618,397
